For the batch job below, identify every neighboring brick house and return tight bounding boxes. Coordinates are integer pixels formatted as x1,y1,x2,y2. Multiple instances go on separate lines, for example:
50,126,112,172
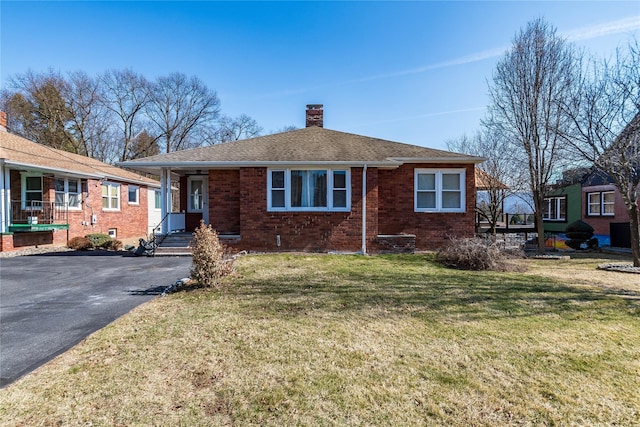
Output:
121,105,483,253
543,168,635,248
581,169,634,248
0,112,160,252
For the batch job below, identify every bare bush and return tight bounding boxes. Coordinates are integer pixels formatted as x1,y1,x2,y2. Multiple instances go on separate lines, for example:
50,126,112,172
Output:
68,236,93,250
190,220,234,288
436,237,526,272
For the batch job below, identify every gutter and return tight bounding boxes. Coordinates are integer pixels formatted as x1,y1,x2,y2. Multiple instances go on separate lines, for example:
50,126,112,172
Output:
3,160,159,188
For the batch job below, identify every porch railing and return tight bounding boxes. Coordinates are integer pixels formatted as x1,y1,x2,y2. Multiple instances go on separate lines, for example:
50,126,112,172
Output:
10,200,69,225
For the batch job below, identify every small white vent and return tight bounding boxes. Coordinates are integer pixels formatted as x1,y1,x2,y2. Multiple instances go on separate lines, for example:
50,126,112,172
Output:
108,228,117,238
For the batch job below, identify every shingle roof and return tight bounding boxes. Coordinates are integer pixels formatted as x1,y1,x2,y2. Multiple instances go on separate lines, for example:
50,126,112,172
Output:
0,130,159,186
120,127,483,171
475,168,509,190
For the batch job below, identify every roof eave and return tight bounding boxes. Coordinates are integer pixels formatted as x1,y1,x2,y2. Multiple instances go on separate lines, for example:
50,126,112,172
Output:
4,159,159,187
390,156,486,164
118,160,404,171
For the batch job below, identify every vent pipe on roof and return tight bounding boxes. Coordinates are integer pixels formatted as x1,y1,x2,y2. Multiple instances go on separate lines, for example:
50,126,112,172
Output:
306,104,323,128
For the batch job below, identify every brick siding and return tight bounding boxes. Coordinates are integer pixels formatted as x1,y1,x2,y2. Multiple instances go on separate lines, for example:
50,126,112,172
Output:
202,164,475,253
377,163,477,250
3,170,151,252
581,184,633,236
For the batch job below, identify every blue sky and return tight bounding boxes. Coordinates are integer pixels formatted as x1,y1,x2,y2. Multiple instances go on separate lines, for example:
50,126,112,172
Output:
1,1,639,150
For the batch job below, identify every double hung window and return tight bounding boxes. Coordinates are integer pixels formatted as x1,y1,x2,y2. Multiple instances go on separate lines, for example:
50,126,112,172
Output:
128,185,140,204
543,196,566,221
55,178,82,209
414,169,465,212
268,169,350,211
587,191,615,216
22,174,43,209
102,182,120,211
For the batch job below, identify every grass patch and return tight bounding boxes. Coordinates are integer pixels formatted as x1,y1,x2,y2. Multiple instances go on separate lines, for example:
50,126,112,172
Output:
1,253,639,425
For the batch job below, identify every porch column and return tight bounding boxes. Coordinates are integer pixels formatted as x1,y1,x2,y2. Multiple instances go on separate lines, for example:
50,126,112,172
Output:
166,168,172,233
0,160,10,234
160,168,168,235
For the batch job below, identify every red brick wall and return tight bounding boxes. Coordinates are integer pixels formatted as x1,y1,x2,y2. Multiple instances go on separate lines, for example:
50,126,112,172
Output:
3,170,151,251
582,185,632,236
377,163,477,250
206,164,476,253
80,179,149,240
209,169,240,234
235,167,376,252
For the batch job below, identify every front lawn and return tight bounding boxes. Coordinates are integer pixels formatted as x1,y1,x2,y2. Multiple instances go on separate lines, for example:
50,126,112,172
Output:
1,253,639,426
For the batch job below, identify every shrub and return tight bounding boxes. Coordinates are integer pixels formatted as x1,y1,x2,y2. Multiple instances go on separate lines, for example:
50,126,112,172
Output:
565,220,595,250
102,239,123,251
436,237,525,272
68,236,93,250
190,220,235,288
85,233,112,248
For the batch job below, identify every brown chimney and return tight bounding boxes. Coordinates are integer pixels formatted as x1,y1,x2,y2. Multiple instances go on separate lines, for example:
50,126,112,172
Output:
0,111,7,132
306,104,323,128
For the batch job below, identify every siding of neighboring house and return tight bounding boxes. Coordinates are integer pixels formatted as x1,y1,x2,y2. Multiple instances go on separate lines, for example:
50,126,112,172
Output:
5,170,150,249
148,188,162,235
543,183,582,234
582,184,630,237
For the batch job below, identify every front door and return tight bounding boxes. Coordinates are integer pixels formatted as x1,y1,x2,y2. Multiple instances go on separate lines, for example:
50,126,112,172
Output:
187,176,208,230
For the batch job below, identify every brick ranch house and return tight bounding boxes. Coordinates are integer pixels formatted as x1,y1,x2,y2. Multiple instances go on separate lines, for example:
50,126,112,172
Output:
0,112,161,252
120,105,484,253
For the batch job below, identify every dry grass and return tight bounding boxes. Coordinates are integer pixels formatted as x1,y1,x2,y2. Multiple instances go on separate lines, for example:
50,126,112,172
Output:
1,253,639,426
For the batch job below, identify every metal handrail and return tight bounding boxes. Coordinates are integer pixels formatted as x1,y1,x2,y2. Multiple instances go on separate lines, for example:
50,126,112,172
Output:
10,200,69,225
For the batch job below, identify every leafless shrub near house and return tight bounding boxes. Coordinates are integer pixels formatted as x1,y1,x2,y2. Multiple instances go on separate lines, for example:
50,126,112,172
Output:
436,237,526,272
190,220,235,288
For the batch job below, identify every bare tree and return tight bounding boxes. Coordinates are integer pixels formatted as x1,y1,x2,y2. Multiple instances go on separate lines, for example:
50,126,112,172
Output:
447,128,523,236
487,18,579,253
1,70,75,151
99,69,151,162
563,39,640,266
146,72,220,153
61,71,117,162
211,113,263,144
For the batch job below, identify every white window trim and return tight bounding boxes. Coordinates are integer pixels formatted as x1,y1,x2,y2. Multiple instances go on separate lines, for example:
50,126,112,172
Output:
55,177,83,211
587,191,615,217
267,168,351,212
543,196,566,221
187,176,205,213
414,168,466,213
21,173,43,210
102,182,121,211
128,185,140,205
602,191,615,217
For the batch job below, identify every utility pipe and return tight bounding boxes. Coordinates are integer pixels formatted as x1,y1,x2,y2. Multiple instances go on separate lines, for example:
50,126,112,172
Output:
361,164,367,255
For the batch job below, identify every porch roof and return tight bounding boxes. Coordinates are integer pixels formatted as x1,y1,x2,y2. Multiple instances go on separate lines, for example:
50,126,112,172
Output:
119,127,484,173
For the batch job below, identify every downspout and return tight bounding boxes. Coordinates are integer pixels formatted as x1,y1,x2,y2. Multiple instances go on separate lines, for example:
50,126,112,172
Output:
0,159,6,234
361,164,367,255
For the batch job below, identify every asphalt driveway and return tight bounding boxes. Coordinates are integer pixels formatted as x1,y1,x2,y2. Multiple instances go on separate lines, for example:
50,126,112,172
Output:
0,251,191,388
